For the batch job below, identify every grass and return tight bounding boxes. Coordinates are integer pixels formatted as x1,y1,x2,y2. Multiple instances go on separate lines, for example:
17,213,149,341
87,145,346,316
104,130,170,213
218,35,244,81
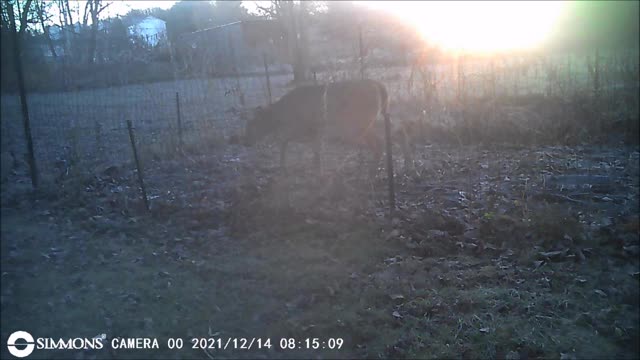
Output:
1,55,638,359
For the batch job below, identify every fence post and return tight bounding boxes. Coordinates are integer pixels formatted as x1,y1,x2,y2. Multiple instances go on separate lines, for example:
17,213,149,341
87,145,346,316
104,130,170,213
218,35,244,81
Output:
384,112,396,216
8,1,38,188
94,120,102,153
126,120,150,211
262,52,272,105
457,55,464,102
228,33,245,107
175,92,183,150
359,23,365,80
489,57,496,99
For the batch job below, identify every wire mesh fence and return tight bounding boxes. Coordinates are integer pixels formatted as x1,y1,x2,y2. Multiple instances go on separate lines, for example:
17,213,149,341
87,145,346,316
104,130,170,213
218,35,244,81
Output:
1,23,638,185
0,68,295,181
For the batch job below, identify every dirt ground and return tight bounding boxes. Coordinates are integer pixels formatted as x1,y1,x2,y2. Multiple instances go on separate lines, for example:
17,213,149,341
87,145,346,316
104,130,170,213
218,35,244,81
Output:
1,142,639,359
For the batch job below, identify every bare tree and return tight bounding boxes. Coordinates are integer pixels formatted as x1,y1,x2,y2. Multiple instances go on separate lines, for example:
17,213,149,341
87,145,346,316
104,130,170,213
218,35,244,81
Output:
255,0,311,83
295,1,310,82
34,0,56,58
54,0,76,61
1,0,35,34
3,0,39,187
63,0,72,26
86,0,110,64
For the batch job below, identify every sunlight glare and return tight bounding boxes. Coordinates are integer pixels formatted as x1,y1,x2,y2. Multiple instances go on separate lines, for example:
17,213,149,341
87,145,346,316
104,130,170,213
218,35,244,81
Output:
360,1,567,53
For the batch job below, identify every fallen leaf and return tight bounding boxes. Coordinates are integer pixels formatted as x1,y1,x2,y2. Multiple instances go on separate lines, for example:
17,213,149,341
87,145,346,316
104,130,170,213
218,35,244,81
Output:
387,229,400,239
533,260,545,270
505,351,520,360
594,289,607,297
538,249,568,261
623,245,639,257
301,324,316,331
327,286,335,296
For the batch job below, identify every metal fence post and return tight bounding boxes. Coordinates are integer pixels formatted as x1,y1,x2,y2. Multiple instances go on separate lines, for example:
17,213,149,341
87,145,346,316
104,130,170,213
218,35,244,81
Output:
126,120,150,211
228,33,245,107
384,112,396,216
359,23,365,80
94,120,102,153
175,92,183,150
263,53,272,105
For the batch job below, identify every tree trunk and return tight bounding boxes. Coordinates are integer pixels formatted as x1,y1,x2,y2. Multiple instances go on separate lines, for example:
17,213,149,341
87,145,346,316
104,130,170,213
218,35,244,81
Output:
11,0,33,34
287,2,308,84
7,0,39,188
296,1,310,82
87,0,108,65
61,0,74,62
36,1,57,58
88,19,97,64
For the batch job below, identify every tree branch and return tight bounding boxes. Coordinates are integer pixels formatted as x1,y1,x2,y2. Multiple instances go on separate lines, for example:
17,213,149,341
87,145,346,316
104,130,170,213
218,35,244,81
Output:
254,4,276,18
19,0,33,34
82,0,90,26
97,1,111,15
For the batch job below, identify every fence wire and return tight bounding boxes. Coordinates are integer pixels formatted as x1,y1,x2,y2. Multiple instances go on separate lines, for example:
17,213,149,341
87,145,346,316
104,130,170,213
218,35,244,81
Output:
1,34,638,184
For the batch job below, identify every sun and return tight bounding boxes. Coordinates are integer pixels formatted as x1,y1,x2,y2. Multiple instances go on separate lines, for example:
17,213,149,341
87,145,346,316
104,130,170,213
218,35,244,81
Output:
360,1,567,53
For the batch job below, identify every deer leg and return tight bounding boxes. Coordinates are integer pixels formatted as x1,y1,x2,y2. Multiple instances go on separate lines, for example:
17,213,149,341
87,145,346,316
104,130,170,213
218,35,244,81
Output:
312,136,323,175
398,124,415,171
353,146,365,177
279,140,288,170
366,135,383,179
363,135,383,203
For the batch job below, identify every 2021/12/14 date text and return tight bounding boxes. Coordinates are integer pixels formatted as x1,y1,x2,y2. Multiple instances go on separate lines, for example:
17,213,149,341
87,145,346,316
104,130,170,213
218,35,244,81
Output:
184,338,344,350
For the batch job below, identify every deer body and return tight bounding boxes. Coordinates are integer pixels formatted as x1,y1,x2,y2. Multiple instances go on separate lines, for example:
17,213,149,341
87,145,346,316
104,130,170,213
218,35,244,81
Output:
245,79,411,170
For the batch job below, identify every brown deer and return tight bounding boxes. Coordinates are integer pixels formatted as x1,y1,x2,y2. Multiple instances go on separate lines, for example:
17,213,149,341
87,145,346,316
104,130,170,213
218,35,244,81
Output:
245,79,412,171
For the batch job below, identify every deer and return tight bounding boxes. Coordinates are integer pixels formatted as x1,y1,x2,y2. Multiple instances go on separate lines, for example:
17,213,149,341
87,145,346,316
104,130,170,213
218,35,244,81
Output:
244,79,413,173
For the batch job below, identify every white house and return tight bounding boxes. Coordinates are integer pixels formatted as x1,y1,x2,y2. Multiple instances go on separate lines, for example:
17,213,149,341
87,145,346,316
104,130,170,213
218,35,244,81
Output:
44,23,81,58
127,16,167,47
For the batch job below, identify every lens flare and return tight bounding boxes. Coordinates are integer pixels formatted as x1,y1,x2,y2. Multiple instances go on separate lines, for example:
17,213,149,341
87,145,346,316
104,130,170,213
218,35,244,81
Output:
361,1,567,53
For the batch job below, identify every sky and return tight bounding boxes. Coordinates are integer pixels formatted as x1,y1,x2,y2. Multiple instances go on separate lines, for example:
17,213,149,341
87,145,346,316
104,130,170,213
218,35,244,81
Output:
104,1,279,17
360,1,567,52
103,0,176,18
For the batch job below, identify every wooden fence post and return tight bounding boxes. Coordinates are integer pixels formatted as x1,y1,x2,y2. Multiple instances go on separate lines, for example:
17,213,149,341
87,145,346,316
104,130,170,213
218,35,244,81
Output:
8,1,38,188
263,53,272,105
126,120,150,211
384,112,396,216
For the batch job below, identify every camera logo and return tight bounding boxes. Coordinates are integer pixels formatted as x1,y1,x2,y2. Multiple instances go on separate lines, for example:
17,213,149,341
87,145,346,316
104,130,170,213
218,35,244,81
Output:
7,331,35,358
